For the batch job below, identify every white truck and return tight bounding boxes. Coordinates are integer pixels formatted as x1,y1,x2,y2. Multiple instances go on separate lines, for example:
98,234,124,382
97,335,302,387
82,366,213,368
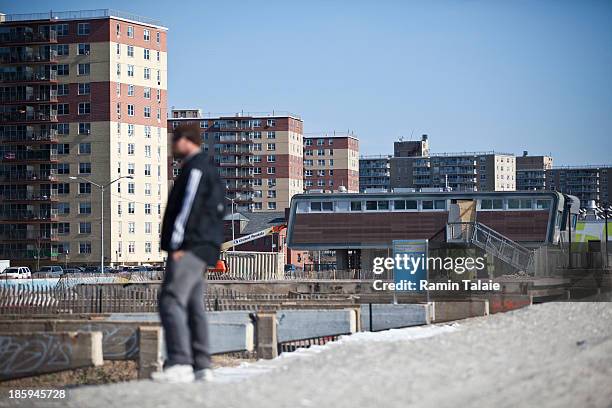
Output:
0,266,32,279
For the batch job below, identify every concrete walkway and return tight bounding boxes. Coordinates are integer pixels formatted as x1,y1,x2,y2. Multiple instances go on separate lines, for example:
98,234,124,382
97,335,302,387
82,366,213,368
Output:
17,302,612,408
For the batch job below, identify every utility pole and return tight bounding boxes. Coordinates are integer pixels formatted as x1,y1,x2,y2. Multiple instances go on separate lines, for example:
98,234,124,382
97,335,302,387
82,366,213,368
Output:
604,204,609,268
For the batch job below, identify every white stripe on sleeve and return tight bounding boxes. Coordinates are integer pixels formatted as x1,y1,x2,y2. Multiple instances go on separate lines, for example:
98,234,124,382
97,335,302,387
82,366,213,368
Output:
170,168,203,250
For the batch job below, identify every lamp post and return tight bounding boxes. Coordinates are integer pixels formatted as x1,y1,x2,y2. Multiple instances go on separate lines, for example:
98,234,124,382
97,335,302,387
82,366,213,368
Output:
604,203,609,268
70,175,133,273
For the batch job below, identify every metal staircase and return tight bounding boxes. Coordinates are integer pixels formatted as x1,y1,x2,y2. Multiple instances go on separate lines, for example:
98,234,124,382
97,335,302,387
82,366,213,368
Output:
447,222,535,274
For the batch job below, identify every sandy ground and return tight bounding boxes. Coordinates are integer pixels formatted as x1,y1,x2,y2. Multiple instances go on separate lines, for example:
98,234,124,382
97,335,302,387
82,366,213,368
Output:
3,302,612,408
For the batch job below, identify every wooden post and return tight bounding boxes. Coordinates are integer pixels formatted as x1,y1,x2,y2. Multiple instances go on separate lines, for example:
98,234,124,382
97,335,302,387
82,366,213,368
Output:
256,312,278,359
138,326,164,379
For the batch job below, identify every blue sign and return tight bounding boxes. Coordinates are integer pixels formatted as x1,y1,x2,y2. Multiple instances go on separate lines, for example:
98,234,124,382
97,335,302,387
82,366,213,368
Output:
392,239,428,292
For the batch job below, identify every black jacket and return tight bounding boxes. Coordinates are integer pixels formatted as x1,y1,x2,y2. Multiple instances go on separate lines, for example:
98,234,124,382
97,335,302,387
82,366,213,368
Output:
161,151,225,264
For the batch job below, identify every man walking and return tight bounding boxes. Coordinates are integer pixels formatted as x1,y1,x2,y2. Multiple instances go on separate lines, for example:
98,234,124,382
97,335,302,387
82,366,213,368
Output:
153,124,225,383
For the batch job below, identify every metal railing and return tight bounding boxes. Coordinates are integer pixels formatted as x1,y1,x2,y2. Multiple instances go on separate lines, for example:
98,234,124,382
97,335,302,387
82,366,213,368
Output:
3,9,163,27
447,222,534,273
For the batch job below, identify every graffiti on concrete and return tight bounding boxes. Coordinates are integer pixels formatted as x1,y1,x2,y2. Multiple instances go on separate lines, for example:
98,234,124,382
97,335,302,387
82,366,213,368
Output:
0,334,72,377
80,323,139,359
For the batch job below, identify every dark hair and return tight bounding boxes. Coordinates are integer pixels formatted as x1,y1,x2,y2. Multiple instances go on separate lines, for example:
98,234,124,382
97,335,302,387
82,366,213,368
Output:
172,124,201,145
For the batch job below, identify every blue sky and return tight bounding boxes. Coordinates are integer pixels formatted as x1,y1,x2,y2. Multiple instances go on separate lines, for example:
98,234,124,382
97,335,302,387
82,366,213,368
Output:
3,0,611,165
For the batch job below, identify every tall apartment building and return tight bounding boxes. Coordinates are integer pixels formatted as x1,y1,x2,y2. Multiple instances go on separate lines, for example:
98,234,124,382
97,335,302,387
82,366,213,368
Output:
516,151,553,191
303,134,359,193
0,10,168,268
390,152,515,192
394,135,429,157
546,166,611,207
359,155,391,192
169,111,304,211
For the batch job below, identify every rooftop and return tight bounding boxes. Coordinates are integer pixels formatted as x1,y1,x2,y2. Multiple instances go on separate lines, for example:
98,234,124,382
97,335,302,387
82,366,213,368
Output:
0,9,166,29
391,151,515,159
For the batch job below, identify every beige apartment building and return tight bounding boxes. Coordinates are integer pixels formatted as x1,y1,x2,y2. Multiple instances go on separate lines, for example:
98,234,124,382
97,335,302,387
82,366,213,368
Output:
168,110,303,212
303,134,360,193
0,10,168,268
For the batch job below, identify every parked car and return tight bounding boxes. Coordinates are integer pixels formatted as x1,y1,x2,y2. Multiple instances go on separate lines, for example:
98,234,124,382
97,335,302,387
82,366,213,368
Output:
37,266,64,276
0,266,32,279
63,268,83,274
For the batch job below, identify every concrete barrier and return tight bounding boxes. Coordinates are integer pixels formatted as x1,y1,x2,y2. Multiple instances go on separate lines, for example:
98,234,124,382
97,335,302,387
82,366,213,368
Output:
0,331,103,380
209,322,254,354
361,304,430,331
431,300,489,323
276,309,357,343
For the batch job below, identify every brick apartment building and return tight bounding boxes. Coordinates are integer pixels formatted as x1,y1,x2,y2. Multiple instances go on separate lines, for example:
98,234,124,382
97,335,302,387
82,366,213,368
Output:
168,110,304,212
516,151,553,191
303,134,359,193
359,155,391,192
0,9,168,268
546,165,611,207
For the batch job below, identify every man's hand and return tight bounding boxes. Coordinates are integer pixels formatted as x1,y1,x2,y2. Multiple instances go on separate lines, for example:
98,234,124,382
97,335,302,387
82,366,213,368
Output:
172,250,185,261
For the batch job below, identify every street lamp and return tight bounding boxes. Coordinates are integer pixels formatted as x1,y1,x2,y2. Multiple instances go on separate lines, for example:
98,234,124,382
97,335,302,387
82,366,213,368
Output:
70,175,134,273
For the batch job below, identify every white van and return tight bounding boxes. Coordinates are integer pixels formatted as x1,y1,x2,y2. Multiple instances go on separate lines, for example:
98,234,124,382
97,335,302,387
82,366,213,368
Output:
0,267,32,279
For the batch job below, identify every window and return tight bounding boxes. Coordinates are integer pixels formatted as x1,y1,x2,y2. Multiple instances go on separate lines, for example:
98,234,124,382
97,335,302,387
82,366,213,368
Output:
79,202,91,214
434,200,446,210
79,183,91,194
144,49,150,60
116,23,121,36
78,83,90,95
57,103,69,115
79,123,91,135
58,223,70,234
268,131,276,139
58,203,70,214
57,163,70,174
144,29,150,41
56,44,69,55
350,201,362,211
422,200,434,210
144,106,151,118
394,200,406,210
144,163,151,176
78,162,91,174
144,183,151,195
57,84,70,96
78,102,90,115
127,26,134,38
57,64,69,76
127,65,134,77
116,43,121,55
77,43,90,55
128,183,135,194
57,144,70,154
480,199,503,210
127,45,134,57
79,222,92,234
55,23,69,36
535,199,551,210
128,222,135,233
78,63,90,76
267,167,276,174
144,146,151,157
144,87,151,99
366,201,389,211
128,144,135,155
267,119,275,127
79,242,92,254
267,155,276,162
58,183,70,194
77,23,90,36
128,202,135,214
145,203,151,214
78,143,91,154
144,126,151,138
144,68,151,79
305,139,312,146
156,31,160,43
267,143,276,150
127,84,134,96
116,63,121,76
57,123,69,135
268,202,277,210
127,104,134,116
157,51,160,62
128,242,135,253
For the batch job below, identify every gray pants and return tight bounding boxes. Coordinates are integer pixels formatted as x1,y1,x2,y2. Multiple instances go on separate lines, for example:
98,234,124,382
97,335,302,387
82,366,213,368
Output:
159,251,211,370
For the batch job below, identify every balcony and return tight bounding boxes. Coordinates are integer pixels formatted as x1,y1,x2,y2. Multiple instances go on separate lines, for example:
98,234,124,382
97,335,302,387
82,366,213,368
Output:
0,209,58,222
0,192,58,202
0,30,58,45
0,150,58,163
219,160,254,167
0,230,59,242
0,89,58,104
218,135,253,144
0,247,58,261
0,128,58,144
0,110,58,124
0,70,57,84
0,171,58,183
225,184,255,193
0,49,58,65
